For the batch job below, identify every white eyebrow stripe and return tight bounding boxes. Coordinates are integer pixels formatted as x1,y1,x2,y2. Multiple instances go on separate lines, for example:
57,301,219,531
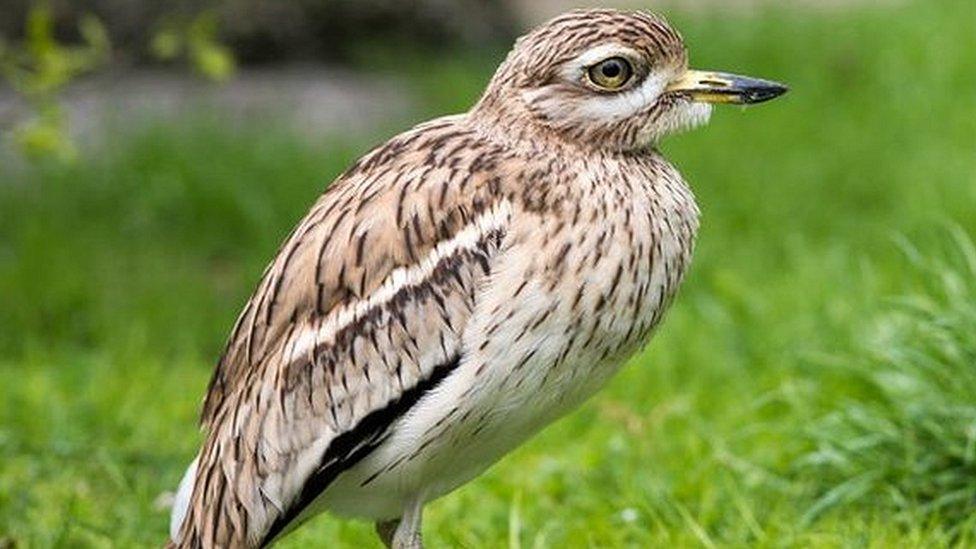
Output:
560,44,643,81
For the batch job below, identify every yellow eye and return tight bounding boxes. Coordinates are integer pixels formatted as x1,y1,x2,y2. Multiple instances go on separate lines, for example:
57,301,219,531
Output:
587,57,634,90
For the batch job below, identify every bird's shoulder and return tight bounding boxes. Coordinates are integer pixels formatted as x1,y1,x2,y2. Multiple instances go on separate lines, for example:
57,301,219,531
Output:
200,114,514,427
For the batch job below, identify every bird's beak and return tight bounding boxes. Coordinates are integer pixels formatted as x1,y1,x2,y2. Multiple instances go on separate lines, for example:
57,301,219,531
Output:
666,69,788,105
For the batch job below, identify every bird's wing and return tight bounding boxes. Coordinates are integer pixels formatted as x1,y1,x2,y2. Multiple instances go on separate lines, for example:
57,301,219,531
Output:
175,118,513,547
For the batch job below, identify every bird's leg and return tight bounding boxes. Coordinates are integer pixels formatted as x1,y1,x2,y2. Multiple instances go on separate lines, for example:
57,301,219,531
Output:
389,497,424,549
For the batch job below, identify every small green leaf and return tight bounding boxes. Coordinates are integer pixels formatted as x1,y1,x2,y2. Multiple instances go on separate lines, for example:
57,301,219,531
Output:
191,43,235,82
150,29,183,61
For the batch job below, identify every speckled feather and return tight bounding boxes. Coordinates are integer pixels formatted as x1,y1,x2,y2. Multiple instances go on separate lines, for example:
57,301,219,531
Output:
171,10,705,548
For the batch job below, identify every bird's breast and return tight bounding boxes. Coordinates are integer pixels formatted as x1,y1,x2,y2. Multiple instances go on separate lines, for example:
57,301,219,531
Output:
547,161,699,376
318,159,700,519
443,160,699,469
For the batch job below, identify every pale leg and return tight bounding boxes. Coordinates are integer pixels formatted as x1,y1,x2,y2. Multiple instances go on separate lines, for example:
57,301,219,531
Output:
391,496,424,549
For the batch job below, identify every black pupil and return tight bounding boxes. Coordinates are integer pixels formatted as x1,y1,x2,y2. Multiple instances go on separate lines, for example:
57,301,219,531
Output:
601,61,622,78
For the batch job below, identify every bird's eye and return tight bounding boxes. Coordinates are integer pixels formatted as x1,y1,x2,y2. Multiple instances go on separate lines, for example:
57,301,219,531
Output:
587,57,634,90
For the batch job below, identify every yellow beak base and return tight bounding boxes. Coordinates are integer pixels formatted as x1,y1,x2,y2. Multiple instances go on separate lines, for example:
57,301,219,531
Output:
666,70,788,105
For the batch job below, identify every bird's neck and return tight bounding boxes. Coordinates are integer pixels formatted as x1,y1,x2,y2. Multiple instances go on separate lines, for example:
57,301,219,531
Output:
470,89,665,160
467,101,605,161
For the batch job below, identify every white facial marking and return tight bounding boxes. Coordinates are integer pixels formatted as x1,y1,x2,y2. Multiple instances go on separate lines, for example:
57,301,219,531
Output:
566,44,670,121
560,43,640,79
522,41,703,147
575,70,670,121
638,101,713,144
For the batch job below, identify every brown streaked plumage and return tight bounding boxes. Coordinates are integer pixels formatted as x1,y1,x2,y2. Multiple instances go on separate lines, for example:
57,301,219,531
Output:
168,9,786,548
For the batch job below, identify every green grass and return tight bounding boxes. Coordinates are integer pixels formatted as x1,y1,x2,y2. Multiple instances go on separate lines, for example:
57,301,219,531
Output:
2,0,975,546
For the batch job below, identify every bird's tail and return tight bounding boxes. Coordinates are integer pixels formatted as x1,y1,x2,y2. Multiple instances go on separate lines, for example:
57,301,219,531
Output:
168,454,200,545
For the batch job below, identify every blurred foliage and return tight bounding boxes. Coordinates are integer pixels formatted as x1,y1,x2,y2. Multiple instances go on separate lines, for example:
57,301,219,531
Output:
151,11,236,82
213,0,516,63
0,0,517,65
0,7,108,96
0,6,109,161
0,5,237,162
0,0,516,163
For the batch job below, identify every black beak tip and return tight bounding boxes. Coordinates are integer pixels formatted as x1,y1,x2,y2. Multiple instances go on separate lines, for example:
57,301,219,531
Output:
742,82,789,105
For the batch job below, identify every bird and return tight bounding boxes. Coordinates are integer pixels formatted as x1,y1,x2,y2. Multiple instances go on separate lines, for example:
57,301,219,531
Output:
167,8,786,548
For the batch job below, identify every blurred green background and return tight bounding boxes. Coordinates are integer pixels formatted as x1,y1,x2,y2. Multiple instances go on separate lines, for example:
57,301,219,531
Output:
1,0,975,546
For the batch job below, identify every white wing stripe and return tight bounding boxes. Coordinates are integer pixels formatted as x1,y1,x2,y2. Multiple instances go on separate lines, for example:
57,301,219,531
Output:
292,199,513,360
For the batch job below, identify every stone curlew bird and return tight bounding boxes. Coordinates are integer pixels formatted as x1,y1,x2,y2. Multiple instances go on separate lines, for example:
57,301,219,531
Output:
168,9,786,548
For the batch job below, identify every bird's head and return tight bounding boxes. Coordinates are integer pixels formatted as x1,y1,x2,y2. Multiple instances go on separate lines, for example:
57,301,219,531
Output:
474,9,787,152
